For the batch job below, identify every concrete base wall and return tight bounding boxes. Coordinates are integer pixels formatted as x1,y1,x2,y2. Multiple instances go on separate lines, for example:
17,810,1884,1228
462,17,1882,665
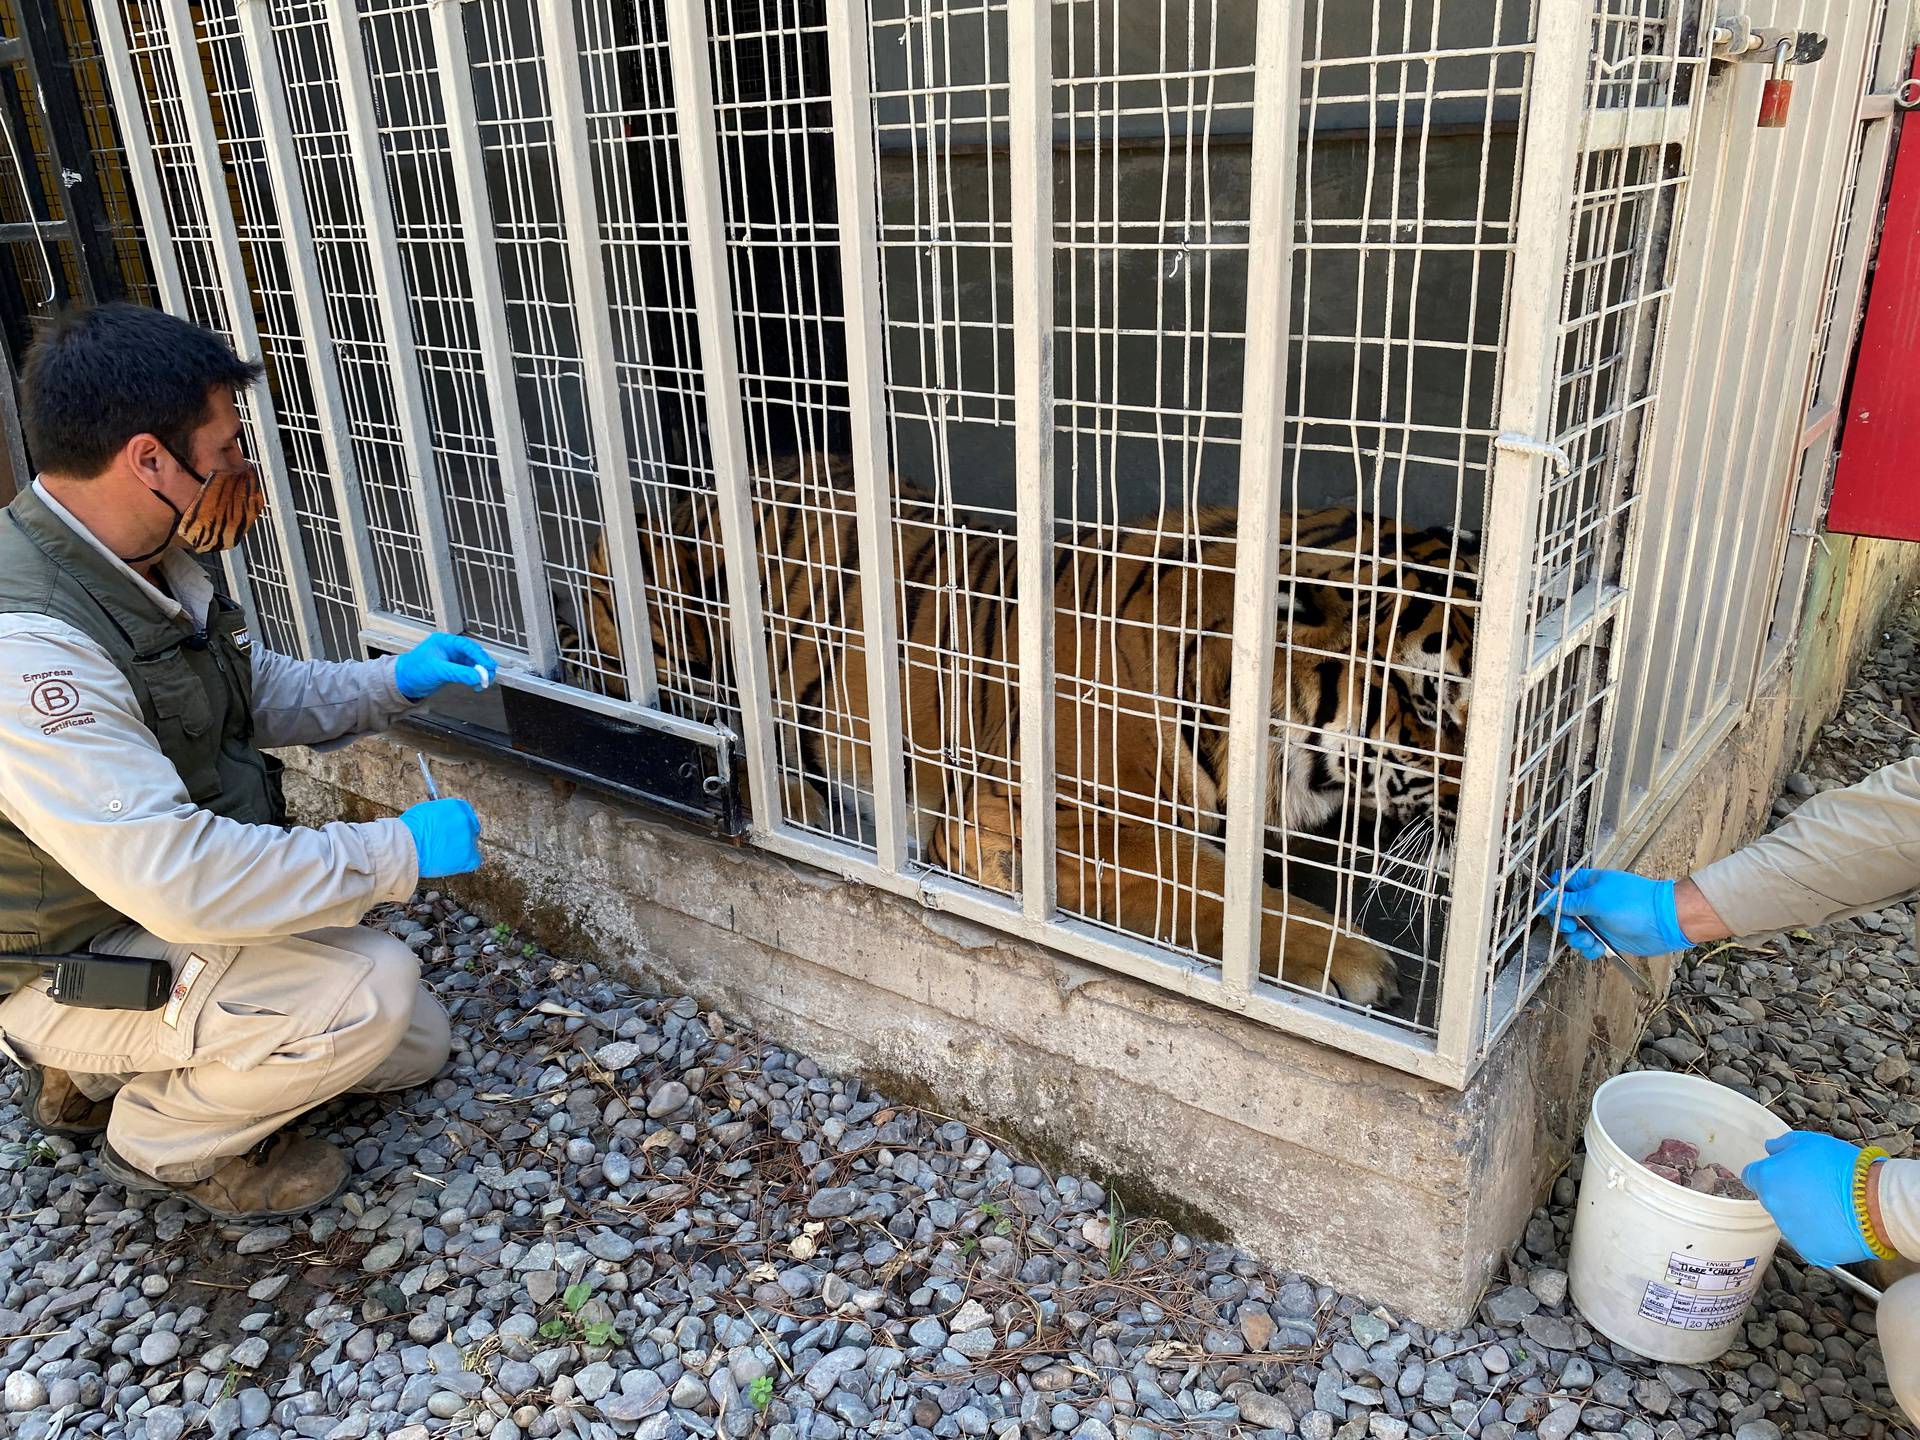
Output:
280,535,1918,1326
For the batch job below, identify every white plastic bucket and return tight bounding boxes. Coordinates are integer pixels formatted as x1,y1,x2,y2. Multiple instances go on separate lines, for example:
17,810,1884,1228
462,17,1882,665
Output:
1567,1071,1788,1363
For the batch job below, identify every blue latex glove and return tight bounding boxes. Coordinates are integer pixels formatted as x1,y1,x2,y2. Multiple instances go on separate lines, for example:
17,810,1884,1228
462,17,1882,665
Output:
394,633,499,701
1536,868,1690,959
400,798,483,879
1742,1131,1878,1268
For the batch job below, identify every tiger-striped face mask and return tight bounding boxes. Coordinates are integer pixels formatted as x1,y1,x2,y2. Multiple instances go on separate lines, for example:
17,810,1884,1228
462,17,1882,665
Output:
123,442,267,563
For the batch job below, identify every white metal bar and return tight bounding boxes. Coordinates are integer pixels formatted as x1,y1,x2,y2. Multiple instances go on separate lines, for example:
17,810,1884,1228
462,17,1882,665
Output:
1580,103,1692,154
1217,0,1307,1000
325,0,460,630
1431,0,1591,1071
162,0,321,660
1696,7,1871,733
94,1,256,623
94,10,184,312
431,0,561,679
823,0,906,874
661,0,778,834
1730,10,1884,708
742,821,1456,1085
234,0,382,635
1007,0,1055,923
535,0,663,696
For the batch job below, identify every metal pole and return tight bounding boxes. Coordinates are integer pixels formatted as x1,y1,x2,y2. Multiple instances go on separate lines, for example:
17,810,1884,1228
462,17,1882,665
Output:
432,0,562,678
823,0,906,873
661,0,778,832
232,0,381,632
1431,0,1592,1078
325,0,460,629
1217,0,1307,999
161,0,322,659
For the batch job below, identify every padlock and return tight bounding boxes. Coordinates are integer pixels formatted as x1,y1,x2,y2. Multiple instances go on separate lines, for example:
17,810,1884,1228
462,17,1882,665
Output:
1757,37,1793,128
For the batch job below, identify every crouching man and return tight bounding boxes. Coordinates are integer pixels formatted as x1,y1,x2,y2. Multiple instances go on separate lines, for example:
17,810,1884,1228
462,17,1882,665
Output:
0,302,493,1219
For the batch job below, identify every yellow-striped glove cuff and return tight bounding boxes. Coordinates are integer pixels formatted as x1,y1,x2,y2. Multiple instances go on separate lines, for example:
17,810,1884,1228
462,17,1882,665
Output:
1854,1147,1898,1262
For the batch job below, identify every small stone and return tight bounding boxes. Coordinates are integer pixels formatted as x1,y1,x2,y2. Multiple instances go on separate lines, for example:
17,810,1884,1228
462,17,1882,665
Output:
577,1363,617,1402
141,1331,183,1367
247,1275,292,1303
949,1329,995,1360
1301,1412,1337,1440
909,1317,947,1349
808,1187,861,1220
231,1337,270,1370
646,1080,691,1119
1481,1286,1538,1324
146,1407,187,1440
585,1232,635,1264
1240,1305,1276,1352
1368,1417,1407,1440
362,1239,405,1273
602,1372,669,1421
601,1152,632,1188
595,1041,641,1071
496,1361,542,1397
1240,1393,1293,1431
1528,1269,1568,1307
951,1299,991,1333
5,1372,47,1412
803,1347,867,1400
1537,1403,1581,1440
1349,1314,1388,1347
429,1391,468,1420
235,1226,292,1257
1735,1423,1783,1440
1519,1313,1575,1352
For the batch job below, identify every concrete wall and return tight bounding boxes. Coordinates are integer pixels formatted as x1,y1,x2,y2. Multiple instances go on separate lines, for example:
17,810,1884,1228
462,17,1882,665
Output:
280,533,1919,1325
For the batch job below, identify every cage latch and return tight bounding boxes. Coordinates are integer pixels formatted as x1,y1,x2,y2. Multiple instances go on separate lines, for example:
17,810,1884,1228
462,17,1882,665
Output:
1494,433,1573,479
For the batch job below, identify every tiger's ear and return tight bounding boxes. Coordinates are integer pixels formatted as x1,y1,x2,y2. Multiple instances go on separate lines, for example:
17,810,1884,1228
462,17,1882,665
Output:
1281,581,1339,628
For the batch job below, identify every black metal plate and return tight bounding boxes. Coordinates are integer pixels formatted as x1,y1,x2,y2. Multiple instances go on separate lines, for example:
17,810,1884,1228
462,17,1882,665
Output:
399,685,742,836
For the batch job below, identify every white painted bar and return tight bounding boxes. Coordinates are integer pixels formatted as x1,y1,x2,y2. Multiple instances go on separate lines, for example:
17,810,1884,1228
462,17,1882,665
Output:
823,0,906,874
325,0,460,629
660,0,779,834
1430,0,1591,1070
430,0,561,677
1217,0,1307,999
1006,0,1056,923
233,0,382,630
162,0,322,659
536,0,667,700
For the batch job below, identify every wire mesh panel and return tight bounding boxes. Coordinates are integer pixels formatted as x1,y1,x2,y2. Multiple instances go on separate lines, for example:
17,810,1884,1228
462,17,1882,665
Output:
83,0,1892,1081
865,0,1021,897
1597,0,1885,866
355,0,529,647
196,0,359,659
1468,0,1706,1053
571,0,738,722
111,0,303,655
704,0,876,848
53,0,156,305
264,0,435,626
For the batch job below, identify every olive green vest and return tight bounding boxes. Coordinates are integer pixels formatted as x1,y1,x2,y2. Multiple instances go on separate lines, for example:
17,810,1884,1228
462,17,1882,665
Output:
0,487,274,954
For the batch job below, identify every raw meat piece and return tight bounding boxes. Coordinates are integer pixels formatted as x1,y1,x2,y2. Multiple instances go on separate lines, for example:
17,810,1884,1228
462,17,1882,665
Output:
1644,1137,1701,1173
1637,1139,1756,1199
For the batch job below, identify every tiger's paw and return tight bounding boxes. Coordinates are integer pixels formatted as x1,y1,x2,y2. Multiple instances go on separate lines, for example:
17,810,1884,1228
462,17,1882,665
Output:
1324,934,1401,1010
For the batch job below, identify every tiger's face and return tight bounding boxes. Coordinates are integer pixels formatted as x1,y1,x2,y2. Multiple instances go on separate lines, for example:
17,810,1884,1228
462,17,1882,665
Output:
1270,522,1478,858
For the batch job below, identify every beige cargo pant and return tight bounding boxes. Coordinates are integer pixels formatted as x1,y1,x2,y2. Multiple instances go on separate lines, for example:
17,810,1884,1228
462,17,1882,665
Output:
0,922,448,1183
1875,1272,1920,1425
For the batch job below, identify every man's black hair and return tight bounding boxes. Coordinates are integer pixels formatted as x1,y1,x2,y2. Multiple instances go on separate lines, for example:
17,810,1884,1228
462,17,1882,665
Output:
20,302,264,477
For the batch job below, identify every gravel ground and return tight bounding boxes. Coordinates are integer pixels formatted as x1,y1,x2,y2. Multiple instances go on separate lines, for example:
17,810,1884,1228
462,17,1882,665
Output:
2,604,1919,1440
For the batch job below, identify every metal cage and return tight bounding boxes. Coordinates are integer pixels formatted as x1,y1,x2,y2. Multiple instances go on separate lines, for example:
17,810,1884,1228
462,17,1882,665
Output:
84,0,1911,1085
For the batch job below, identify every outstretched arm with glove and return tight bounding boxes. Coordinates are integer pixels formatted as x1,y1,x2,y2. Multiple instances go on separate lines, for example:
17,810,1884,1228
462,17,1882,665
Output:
1542,755,1920,960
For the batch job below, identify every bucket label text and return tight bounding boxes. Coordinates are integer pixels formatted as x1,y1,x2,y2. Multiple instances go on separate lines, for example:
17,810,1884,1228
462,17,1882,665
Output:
1637,1251,1761,1330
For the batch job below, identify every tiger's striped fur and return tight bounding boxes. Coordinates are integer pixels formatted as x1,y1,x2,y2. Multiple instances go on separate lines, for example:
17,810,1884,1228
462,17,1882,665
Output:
561,454,1477,1007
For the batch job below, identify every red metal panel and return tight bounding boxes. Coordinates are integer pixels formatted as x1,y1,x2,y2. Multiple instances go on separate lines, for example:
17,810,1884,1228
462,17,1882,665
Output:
1829,48,1920,540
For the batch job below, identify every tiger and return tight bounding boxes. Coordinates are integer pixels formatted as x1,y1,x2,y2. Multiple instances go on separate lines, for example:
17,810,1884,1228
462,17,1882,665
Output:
560,454,1477,1009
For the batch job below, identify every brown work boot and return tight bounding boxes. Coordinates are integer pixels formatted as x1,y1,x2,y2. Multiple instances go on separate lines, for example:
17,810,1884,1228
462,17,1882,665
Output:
19,1063,112,1137
98,1132,350,1219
